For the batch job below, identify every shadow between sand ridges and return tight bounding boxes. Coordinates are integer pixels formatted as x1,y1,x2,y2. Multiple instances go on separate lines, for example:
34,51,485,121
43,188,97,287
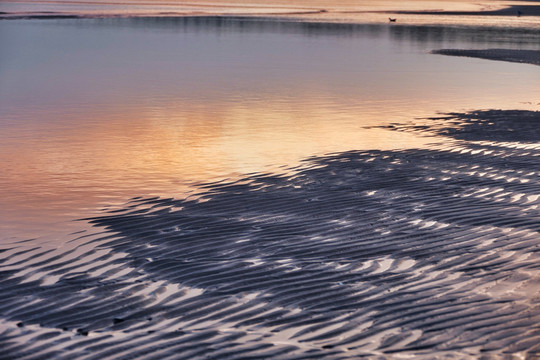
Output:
1,110,539,359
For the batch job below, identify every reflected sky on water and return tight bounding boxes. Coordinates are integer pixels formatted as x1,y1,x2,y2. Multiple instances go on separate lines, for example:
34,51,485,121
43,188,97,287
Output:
1,17,539,242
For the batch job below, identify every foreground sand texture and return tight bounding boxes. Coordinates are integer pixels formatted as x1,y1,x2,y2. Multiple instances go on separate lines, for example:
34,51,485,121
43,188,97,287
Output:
1,109,539,359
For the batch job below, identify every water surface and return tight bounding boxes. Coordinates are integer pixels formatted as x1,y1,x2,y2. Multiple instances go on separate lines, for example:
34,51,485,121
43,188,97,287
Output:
1,17,539,243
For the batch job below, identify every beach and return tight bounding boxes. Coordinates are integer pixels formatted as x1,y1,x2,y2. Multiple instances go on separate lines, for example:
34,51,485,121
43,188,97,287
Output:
1,2,540,359
2,108,540,359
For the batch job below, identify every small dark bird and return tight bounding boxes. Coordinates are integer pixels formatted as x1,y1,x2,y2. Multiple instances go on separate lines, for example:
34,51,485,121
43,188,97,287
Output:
517,10,522,17
389,17,397,22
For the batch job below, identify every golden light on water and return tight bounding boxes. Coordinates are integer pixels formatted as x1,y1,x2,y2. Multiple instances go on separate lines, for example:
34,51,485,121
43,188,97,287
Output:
1,86,537,243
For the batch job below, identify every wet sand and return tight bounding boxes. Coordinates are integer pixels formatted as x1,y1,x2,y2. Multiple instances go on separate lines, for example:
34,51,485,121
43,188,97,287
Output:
1,0,540,24
432,49,540,66
1,108,539,359
391,3,540,17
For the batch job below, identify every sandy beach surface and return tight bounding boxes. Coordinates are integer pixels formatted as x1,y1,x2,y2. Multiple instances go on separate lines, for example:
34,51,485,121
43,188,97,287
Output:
2,0,540,28
1,4,540,360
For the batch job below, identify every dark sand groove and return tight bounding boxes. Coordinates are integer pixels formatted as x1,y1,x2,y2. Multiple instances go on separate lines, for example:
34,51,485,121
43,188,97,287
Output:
1,110,540,359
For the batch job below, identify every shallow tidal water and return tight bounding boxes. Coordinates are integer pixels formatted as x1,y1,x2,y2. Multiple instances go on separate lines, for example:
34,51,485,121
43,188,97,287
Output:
1,17,539,242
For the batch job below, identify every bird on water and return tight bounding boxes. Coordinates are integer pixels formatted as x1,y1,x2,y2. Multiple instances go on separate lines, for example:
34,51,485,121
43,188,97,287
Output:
389,17,396,22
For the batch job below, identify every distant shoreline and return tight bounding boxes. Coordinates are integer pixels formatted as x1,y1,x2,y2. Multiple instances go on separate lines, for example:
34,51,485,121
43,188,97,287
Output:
2,2,540,21
1,11,540,29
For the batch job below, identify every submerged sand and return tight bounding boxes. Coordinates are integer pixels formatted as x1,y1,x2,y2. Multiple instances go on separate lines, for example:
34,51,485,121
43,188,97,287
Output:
1,109,539,359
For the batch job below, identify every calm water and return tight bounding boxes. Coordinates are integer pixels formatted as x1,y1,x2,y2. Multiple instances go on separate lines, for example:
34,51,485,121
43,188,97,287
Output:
1,17,539,243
